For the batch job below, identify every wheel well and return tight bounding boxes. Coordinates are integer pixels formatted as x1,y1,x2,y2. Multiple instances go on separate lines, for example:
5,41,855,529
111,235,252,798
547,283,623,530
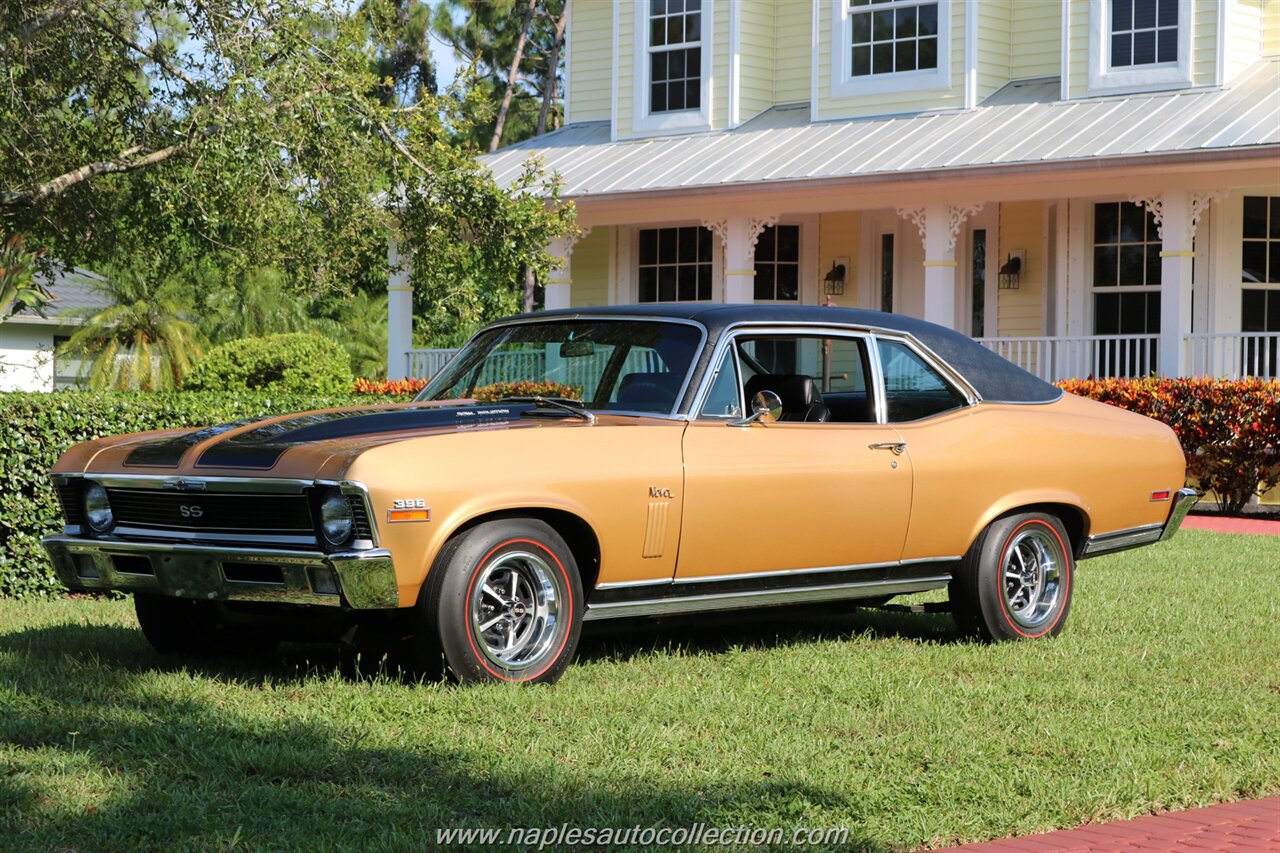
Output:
451,509,602,593
1005,503,1090,557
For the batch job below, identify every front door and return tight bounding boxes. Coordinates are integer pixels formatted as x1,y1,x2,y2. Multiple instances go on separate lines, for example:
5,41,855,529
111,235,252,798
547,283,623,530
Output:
675,331,914,581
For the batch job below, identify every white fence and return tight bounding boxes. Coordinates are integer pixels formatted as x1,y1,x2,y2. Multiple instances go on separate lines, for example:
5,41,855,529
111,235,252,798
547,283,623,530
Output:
975,335,1160,382
412,332,1280,384
404,346,664,390
1184,333,1280,380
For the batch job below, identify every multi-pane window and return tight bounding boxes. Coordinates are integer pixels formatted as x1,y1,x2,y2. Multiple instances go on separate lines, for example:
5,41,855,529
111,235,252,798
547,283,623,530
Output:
850,0,939,77
1241,196,1280,376
1111,0,1178,67
648,0,701,113
753,225,800,301
1093,201,1162,375
638,226,713,302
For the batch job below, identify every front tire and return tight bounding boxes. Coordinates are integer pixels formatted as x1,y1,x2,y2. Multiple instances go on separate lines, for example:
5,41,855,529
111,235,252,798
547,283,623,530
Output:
950,513,1074,641
415,519,583,684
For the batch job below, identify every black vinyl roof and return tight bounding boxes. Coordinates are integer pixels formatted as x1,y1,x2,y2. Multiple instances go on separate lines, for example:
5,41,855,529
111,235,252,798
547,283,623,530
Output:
529,304,1063,405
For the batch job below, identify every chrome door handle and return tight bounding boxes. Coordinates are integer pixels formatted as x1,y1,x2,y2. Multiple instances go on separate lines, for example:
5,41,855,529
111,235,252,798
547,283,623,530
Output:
868,442,907,455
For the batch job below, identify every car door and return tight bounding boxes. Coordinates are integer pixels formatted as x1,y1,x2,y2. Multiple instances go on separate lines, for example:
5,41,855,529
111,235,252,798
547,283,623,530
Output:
675,329,914,581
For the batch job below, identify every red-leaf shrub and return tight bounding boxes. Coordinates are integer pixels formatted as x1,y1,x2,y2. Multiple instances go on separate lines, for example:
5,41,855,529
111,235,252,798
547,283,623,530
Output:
353,377,428,396
352,378,582,404
1058,377,1280,513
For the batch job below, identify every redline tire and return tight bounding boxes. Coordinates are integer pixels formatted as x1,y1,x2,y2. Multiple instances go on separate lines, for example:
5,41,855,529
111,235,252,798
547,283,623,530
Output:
416,519,583,685
950,512,1074,642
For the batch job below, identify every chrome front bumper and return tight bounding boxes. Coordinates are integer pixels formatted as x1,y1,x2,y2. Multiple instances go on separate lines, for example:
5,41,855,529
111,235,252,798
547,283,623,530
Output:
1081,488,1199,558
41,536,401,610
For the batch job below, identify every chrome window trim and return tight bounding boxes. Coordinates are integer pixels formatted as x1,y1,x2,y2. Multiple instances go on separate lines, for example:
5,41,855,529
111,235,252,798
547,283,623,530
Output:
869,332,980,422
692,341,746,421
690,323,890,425
415,315,709,420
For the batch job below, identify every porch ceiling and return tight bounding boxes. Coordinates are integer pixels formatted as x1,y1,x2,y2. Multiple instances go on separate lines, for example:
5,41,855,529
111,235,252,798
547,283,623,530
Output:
480,59,1280,202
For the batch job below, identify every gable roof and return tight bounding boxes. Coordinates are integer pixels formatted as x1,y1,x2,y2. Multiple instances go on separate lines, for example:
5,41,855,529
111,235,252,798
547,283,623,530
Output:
480,58,1280,200
5,266,112,327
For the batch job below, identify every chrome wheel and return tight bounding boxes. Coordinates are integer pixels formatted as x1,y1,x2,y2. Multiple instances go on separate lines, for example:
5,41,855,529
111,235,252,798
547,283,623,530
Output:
469,550,563,671
1001,528,1063,630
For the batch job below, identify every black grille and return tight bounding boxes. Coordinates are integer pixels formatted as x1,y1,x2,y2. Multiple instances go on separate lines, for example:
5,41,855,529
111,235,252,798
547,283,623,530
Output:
105,489,314,535
347,494,373,541
54,481,84,527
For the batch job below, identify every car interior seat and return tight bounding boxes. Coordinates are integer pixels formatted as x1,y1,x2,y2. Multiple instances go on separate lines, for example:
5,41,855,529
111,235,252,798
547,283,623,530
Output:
743,374,831,422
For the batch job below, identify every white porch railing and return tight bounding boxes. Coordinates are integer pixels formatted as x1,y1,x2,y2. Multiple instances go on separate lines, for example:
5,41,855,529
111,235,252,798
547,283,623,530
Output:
410,332,1280,384
405,348,457,380
1184,333,1280,380
403,347,663,387
976,335,1160,382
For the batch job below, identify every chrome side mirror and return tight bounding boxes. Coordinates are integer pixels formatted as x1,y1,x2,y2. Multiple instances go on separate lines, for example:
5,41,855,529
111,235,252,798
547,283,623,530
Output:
729,390,782,427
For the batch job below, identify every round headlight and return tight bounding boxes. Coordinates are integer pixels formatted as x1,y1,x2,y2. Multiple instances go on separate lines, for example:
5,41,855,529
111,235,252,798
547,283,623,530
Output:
319,491,354,546
83,482,114,533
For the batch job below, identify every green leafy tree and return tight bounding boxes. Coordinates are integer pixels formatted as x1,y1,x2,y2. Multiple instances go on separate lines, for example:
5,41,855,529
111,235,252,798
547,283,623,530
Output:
1,0,572,323
61,266,203,390
432,0,566,150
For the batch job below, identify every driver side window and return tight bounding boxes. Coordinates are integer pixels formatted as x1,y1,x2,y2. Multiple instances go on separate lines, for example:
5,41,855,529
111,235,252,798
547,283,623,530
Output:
699,347,743,419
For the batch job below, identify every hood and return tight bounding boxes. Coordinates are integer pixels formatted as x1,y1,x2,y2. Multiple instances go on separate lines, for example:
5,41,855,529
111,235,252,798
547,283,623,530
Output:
63,401,559,478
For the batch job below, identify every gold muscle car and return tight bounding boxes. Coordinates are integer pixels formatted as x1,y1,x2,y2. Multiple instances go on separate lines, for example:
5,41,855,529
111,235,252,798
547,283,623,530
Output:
43,305,1195,684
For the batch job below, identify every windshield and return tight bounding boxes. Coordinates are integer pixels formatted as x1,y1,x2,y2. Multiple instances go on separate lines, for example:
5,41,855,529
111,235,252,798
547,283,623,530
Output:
415,320,703,415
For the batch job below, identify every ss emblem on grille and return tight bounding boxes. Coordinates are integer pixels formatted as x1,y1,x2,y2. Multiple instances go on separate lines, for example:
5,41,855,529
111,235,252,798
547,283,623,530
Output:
179,505,204,518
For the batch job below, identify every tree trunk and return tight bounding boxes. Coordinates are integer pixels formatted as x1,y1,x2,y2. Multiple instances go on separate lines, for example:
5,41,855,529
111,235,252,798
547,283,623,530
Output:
537,6,568,136
522,266,536,313
489,0,538,153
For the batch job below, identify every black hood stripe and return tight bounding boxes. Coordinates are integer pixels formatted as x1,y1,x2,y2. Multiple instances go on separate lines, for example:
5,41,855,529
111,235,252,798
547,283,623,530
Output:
123,419,264,468
194,404,533,470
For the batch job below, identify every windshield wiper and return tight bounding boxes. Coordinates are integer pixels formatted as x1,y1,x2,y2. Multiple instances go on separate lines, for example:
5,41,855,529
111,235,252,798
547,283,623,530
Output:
501,396,595,423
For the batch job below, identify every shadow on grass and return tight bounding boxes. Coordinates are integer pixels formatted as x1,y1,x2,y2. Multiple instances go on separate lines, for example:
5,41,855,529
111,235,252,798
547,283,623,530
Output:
577,601,964,665
0,619,900,850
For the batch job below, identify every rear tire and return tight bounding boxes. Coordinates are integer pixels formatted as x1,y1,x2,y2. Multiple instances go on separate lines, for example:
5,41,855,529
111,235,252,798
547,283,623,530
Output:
414,519,583,685
950,513,1074,642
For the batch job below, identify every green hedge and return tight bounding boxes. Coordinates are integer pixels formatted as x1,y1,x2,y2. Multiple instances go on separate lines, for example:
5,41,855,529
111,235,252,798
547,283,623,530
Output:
185,333,354,395
0,391,368,599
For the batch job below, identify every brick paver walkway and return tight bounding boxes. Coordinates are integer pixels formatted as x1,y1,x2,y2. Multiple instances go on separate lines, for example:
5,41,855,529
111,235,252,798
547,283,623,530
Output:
1182,514,1280,536
940,797,1280,852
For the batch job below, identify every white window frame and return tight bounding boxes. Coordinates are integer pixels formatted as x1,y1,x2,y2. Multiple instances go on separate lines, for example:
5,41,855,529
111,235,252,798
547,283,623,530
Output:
631,0,714,134
629,224,723,303
1087,0,1193,96
830,0,952,100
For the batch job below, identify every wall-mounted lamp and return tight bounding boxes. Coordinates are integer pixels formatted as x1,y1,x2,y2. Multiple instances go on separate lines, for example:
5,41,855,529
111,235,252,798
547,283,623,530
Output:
998,250,1024,290
824,258,848,296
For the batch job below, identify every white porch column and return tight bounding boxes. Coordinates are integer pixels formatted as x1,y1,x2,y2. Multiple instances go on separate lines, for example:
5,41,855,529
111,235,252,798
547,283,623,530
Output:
387,232,414,381
1132,191,1222,377
704,215,777,303
897,202,983,328
545,228,591,311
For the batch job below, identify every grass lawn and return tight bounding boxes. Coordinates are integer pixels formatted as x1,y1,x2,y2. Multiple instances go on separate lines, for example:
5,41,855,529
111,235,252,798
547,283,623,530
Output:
1,529,1277,851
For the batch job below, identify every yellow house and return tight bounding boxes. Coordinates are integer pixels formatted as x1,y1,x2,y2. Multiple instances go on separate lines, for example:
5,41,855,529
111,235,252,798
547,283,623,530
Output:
393,0,1280,385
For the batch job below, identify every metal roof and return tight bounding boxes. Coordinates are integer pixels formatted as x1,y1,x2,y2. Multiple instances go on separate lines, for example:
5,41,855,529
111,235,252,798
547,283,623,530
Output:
5,266,112,326
480,58,1280,199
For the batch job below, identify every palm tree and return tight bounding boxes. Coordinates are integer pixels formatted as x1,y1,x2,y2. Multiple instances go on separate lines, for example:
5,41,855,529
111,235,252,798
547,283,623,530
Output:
314,289,387,380
0,234,51,320
61,268,203,390
201,266,317,344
